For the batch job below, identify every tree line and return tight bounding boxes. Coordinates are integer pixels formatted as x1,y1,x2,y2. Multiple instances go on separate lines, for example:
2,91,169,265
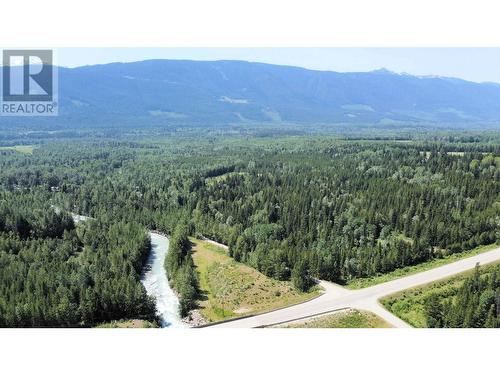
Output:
165,223,199,317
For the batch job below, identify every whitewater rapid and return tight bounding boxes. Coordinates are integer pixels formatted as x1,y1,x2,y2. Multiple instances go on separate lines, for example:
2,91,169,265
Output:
140,232,184,328
70,212,183,327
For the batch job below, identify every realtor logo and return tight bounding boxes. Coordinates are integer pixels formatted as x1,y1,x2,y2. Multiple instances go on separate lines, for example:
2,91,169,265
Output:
1,49,58,116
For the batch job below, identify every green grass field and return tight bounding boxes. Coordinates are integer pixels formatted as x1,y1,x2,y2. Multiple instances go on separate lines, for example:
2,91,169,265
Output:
0,145,35,154
281,309,391,328
381,262,499,327
346,243,498,289
191,238,321,322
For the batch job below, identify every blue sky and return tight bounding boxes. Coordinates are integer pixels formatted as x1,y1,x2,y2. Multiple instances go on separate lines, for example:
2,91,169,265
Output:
57,48,500,83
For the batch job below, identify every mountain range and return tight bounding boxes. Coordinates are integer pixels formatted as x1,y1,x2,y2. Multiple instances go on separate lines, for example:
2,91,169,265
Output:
4,59,500,128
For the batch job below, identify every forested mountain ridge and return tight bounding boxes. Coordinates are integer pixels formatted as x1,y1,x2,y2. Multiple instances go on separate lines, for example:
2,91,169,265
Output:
4,60,500,128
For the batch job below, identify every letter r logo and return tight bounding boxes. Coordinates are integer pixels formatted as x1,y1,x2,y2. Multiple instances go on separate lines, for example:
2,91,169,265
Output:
2,50,53,102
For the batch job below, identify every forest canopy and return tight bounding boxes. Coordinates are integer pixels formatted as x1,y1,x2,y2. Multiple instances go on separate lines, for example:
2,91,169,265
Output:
0,133,498,325
0,193,156,327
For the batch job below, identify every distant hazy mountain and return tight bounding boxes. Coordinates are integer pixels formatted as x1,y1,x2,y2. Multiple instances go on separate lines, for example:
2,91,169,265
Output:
6,59,500,127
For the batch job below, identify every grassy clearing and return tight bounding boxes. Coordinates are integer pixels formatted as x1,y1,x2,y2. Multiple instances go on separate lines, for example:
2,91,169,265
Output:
0,145,34,154
281,309,391,328
96,319,158,328
346,243,498,290
191,238,321,322
205,171,248,185
381,262,499,327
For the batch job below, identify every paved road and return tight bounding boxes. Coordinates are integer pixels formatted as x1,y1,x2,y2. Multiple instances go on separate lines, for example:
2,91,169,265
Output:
208,246,500,328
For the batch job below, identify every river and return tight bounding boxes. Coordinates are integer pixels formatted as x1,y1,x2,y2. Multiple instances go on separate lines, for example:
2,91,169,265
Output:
70,213,183,327
140,232,184,327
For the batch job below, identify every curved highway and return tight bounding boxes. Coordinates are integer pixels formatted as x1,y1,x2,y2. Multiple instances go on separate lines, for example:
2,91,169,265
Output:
208,246,500,328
